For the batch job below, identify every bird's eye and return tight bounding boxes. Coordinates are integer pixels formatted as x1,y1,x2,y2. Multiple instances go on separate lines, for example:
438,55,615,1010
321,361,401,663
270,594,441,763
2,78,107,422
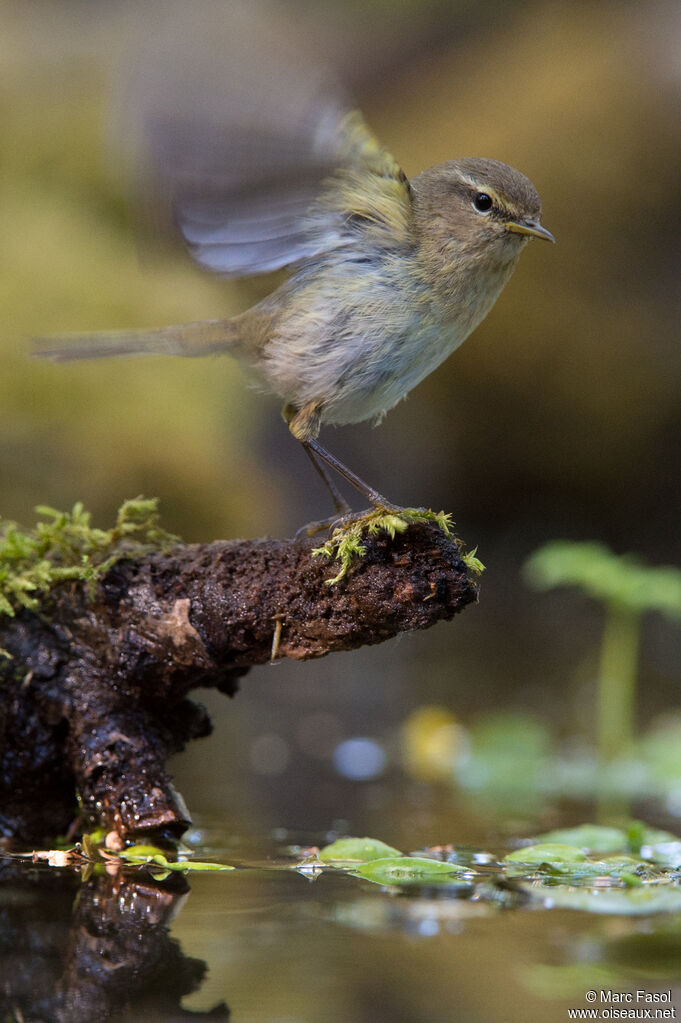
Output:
473,192,493,213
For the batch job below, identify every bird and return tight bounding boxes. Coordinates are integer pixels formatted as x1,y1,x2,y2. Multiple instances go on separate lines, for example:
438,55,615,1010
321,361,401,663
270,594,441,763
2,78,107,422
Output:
36,3,554,528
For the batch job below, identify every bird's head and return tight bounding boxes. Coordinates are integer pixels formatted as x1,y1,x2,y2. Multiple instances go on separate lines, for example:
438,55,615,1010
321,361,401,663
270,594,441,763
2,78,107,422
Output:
411,157,554,269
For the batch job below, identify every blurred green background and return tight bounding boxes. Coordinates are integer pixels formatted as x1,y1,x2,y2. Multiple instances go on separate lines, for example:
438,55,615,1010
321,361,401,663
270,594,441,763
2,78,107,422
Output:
2,0,680,834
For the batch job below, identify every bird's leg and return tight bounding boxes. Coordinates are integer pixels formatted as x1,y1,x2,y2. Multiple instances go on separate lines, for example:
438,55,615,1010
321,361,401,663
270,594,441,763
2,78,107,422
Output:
284,403,402,534
283,403,345,535
283,403,348,535
302,444,351,517
292,446,355,540
283,403,450,579
303,437,390,508
295,446,353,537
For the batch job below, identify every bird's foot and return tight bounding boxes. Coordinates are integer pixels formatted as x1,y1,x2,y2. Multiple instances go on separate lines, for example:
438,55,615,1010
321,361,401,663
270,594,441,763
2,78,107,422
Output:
295,513,345,539
311,505,456,585
295,500,410,539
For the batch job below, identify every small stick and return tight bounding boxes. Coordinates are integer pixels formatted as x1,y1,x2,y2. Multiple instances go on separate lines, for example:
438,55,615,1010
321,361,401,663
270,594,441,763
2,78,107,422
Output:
270,615,284,663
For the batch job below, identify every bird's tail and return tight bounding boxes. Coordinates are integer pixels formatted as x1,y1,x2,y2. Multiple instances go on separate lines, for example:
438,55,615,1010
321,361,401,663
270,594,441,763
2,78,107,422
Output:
34,318,239,362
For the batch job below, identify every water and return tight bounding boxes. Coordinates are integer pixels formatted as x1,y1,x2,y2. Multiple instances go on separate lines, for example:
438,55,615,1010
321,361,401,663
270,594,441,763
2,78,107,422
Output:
3,798,681,1023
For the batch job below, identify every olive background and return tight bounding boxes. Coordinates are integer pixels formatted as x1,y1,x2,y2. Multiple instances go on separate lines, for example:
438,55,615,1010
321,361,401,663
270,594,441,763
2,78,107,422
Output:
2,0,680,830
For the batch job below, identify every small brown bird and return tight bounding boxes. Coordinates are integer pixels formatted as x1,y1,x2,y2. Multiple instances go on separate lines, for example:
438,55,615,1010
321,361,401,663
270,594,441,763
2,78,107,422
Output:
38,4,554,523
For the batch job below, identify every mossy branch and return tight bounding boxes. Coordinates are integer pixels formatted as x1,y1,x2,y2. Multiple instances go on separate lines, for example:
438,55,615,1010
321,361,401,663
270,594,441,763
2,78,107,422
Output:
0,497,178,618
0,498,477,845
312,506,483,585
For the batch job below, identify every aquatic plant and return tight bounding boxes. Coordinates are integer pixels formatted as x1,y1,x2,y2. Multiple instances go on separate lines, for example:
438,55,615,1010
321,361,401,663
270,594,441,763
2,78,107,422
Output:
524,541,681,764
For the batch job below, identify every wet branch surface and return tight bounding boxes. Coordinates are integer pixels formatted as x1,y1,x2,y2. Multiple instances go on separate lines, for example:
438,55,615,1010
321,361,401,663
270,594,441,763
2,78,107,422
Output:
0,525,476,845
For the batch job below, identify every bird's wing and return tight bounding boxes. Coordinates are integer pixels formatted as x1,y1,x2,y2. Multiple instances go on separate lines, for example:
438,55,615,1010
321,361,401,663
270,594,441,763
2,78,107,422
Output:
125,1,414,277
314,111,414,253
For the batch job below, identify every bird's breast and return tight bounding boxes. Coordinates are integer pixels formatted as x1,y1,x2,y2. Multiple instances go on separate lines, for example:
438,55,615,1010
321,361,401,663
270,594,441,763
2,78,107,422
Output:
253,250,510,426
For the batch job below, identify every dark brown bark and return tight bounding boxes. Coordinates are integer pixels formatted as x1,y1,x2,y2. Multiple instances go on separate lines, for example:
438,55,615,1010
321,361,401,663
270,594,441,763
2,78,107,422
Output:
0,525,476,845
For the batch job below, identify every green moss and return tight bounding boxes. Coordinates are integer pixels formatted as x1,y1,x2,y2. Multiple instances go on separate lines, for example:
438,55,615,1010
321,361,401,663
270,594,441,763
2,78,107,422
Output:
312,507,457,585
0,497,178,619
462,546,485,575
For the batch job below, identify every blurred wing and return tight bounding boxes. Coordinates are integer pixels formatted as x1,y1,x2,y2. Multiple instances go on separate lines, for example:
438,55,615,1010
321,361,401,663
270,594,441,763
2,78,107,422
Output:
320,110,414,248
124,1,413,277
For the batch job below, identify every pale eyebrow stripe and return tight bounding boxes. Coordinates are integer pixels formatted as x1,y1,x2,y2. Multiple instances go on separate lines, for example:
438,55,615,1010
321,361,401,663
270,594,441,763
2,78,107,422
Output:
458,176,524,219
458,174,504,207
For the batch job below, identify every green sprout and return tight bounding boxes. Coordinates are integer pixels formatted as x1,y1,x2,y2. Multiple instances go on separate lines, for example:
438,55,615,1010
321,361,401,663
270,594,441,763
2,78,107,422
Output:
523,541,681,766
312,507,455,585
462,546,485,576
0,497,179,619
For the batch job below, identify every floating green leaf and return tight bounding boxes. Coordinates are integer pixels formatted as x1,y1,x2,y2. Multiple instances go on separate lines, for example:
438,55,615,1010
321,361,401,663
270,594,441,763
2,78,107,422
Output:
504,843,588,867
117,843,171,862
571,856,648,882
354,856,468,886
319,837,402,863
504,843,650,881
533,825,628,854
165,859,235,872
118,845,233,873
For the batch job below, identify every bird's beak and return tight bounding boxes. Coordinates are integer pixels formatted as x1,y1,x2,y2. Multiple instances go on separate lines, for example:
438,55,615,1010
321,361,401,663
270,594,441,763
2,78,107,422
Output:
506,219,555,243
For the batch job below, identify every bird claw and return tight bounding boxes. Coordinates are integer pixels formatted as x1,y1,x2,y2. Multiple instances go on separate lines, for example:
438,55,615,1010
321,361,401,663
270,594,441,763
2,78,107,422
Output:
329,501,417,530
296,501,427,539
295,515,342,539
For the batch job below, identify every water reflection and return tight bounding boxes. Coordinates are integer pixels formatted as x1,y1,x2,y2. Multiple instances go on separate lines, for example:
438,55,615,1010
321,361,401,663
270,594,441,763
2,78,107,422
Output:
0,862,229,1022
3,824,681,1023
